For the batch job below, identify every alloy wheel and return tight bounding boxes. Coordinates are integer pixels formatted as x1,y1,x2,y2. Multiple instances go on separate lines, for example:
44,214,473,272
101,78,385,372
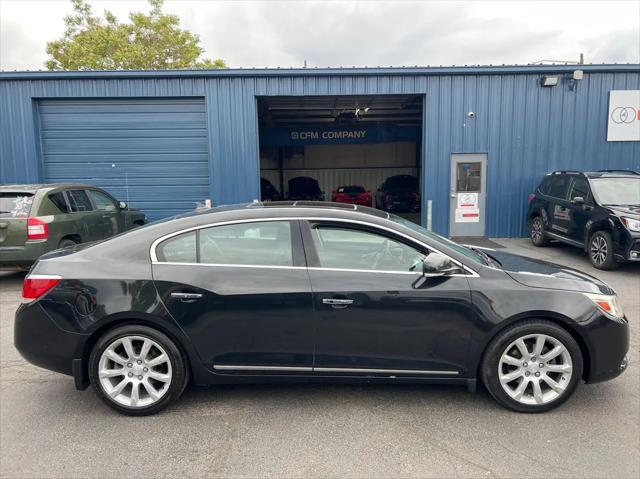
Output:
590,235,607,266
498,333,573,406
530,218,543,242
98,335,172,408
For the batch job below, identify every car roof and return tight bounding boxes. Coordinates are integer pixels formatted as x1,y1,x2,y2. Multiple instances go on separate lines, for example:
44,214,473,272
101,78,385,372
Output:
549,170,639,179
0,183,98,193
177,201,390,221
583,170,640,179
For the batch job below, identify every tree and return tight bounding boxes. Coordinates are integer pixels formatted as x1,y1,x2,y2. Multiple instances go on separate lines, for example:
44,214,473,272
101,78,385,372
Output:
46,0,226,70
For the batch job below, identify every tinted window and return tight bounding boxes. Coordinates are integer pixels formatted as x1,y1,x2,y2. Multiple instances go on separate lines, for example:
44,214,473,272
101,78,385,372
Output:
0,193,33,218
156,232,197,263
67,190,93,212
537,176,553,195
48,192,70,213
547,176,571,199
312,226,426,272
199,221,293,266
569,178,590,202
89,190,117,211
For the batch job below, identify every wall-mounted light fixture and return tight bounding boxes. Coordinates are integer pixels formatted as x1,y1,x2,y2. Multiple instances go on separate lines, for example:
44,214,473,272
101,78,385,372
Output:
541,76,559,87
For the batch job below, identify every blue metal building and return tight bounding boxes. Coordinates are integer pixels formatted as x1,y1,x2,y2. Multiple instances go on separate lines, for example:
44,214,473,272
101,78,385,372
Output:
1,65,638,237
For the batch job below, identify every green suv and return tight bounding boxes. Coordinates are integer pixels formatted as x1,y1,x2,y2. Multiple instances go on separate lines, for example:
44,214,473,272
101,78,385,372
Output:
0,184,146,270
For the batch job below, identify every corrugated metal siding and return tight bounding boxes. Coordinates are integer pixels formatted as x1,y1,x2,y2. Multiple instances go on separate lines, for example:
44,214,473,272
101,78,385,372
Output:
1,67,639,236
38,98,209,220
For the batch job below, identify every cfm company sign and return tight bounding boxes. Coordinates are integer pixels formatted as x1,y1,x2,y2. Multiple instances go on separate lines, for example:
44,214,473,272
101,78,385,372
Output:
607,90,640,142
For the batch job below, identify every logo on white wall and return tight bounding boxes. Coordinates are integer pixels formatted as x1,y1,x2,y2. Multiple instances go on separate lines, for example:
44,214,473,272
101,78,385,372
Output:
607,91,640,141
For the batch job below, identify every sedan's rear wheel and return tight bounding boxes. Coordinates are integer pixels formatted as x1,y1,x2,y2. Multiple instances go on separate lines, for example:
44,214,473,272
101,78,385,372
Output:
481,320,583,413
89,325,188,415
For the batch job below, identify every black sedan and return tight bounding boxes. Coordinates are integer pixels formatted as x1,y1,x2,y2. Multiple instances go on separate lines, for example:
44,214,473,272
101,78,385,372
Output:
15,202,629,415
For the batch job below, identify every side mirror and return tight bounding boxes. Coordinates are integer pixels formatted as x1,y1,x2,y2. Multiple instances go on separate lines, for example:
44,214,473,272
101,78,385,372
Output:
421,253,460,277
571,196,585,205
118,201,127,210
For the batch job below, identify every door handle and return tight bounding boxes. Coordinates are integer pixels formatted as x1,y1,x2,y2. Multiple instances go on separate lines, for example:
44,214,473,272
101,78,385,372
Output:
322,298,354,309
171,292,203,303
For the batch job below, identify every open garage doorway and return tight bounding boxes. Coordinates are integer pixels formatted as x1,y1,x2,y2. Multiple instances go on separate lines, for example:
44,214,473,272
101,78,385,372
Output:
257,95,424,224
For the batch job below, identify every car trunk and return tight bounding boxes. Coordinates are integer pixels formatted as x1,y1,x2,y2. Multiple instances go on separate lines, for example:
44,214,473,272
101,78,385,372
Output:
0,193,33,247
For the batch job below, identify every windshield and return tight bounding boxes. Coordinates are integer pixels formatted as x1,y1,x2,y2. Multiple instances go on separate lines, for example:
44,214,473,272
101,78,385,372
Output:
0,193,34,218
590,178,640,206
389,214,486,265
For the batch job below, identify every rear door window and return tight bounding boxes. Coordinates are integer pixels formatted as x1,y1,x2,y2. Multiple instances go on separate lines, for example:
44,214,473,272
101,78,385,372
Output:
67,190,94,212
0,193,33,218
199,221,293,266
547,176,571,199
156,232,197,263
537,176,553,195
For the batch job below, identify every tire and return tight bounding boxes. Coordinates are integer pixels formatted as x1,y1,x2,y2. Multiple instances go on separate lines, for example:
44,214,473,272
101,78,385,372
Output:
588,230,619,270
481,320,583,413
528,216,550,246
89,325,188,416
58,238,78,249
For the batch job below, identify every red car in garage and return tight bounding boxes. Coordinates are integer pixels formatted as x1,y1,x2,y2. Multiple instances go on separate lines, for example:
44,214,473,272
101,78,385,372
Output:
331,186,372,206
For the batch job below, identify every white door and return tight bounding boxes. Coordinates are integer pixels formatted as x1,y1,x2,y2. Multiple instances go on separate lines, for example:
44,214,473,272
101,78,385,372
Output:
449,154,487,237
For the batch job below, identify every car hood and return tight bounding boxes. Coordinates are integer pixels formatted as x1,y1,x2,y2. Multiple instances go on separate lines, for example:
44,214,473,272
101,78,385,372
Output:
483,249,614,295
608,205,640,219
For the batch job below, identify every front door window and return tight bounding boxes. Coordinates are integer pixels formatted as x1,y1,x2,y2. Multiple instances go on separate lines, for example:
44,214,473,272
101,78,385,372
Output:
311,226,426,272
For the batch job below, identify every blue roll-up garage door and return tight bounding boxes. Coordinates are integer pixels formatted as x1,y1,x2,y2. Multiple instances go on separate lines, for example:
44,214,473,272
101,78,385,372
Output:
39,98,209,221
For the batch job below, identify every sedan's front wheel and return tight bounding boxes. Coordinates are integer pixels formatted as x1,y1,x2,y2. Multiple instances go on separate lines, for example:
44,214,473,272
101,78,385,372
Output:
481,320,583,413
89,325,188,415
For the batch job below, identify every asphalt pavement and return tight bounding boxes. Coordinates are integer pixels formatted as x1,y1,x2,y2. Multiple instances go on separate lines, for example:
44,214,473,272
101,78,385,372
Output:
1,239,638,478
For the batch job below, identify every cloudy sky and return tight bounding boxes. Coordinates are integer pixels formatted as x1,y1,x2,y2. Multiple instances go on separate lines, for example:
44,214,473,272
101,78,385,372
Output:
1,0,639,71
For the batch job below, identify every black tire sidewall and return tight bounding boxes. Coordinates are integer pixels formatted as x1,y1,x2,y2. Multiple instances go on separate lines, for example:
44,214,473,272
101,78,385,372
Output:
589,231,618,270
481,320,583,413
89,325,188,416
58,239,78,249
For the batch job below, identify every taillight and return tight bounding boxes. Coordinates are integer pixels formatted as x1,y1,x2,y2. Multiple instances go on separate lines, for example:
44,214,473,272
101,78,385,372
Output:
27,217,49,240
22,274,61,302
528,193,536,202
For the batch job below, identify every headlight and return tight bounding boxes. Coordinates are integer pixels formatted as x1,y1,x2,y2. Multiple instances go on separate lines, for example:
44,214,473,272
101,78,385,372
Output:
621,217,640,232
583,292,625,319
